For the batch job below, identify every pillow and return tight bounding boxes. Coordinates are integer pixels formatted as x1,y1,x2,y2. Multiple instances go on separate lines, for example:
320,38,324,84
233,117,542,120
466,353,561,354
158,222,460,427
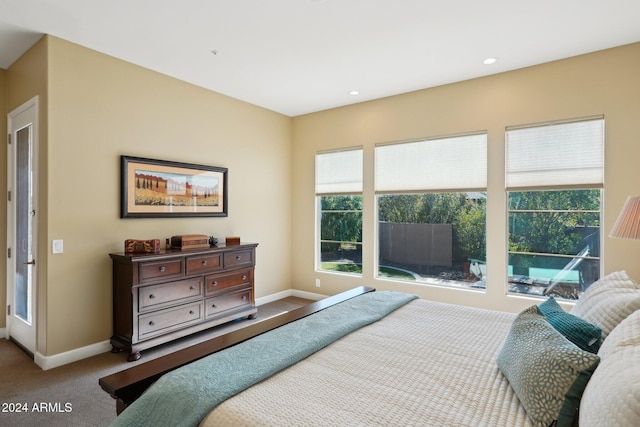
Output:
598,308,640,360
497,305,600,427
539,296,602,353
580,310,640,426
570,270,640,340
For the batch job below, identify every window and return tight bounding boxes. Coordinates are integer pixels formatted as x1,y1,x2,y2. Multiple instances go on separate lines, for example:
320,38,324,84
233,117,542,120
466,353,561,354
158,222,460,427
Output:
506,117,604,300
375,134,487,288
316,148,363,275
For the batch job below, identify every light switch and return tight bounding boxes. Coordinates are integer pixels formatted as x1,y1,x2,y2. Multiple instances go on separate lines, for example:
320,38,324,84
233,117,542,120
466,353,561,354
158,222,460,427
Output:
52,239,64,254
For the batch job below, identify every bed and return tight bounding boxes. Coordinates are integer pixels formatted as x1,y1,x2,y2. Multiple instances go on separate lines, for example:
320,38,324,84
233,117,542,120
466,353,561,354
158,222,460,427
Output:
100,271,640,427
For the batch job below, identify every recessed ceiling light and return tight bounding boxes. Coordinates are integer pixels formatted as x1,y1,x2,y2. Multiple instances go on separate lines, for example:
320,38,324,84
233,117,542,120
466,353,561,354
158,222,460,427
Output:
349,90,360,96
483,57,497,65
210,49,219,56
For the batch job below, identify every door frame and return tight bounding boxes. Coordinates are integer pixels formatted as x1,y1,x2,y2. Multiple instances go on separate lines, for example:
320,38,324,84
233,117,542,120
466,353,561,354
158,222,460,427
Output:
6,95,39,356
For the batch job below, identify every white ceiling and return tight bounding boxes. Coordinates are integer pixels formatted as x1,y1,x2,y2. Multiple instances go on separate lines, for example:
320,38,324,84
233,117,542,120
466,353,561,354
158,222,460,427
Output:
1,0,639,117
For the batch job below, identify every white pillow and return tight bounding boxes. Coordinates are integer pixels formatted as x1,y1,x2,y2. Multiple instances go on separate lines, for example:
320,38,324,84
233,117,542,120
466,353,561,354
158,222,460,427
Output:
580,309,640,426
570,271,640,339
598,309,640,360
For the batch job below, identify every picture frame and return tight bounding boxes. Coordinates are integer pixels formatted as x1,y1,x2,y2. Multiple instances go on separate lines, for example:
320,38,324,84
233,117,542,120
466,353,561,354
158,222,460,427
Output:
120,155,228,218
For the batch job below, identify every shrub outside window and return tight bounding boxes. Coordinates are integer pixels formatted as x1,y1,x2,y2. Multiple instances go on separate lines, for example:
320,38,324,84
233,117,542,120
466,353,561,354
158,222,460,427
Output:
318,195,363,274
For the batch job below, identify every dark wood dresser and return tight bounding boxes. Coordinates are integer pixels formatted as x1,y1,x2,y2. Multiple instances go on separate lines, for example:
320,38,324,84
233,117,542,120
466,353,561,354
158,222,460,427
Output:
109,242,258,361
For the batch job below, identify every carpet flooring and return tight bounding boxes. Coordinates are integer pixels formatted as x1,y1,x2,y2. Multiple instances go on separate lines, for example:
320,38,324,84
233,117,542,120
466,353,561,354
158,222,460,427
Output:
0,296,312,427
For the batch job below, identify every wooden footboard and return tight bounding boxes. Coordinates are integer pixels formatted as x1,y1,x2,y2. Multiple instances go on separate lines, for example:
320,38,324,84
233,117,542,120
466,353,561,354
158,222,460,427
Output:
99,286,375,414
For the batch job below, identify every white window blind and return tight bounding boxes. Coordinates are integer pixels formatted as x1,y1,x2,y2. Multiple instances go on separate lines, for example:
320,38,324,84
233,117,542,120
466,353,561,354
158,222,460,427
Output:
375,134,487,192
315,148,363,194
506,118,604,189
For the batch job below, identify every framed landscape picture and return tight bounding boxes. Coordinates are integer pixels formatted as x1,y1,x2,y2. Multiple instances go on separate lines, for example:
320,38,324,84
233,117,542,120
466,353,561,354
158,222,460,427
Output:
120,155,228,218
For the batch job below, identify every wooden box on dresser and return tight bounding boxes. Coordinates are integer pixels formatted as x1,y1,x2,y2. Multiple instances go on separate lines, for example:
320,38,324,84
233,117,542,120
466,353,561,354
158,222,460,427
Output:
109,242,258,361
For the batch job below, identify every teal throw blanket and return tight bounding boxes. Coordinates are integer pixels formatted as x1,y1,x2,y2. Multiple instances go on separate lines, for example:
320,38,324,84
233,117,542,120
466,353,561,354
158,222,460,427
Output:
110,291,418,427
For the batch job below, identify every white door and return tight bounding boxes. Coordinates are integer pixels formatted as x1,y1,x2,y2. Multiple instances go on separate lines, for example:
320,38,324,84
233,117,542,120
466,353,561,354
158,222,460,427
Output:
6,96,38,355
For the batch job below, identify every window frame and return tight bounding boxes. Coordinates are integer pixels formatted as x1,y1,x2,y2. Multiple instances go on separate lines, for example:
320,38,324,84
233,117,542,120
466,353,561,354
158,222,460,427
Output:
315,148,364,276
505,117,604,299
374,132,488,289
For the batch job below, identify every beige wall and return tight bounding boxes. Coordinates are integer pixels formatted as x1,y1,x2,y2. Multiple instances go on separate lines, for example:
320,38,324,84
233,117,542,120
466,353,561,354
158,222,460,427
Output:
3,36,293,357
291,42,640,314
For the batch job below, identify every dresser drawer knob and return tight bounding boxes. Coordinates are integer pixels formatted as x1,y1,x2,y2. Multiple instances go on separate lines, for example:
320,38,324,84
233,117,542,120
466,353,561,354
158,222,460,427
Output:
149,321,155,326
189,286,195,290
242,275,247,280
159,266,166,272
189,310,194,315
211,304,216,308
212,281,218,287
236,255,242,261
202,260,208,265
241,295,247,301
149,294,156,299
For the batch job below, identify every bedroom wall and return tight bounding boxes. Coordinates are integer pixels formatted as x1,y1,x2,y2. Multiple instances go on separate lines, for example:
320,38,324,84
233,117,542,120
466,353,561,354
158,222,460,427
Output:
291,42,640,314
4,35,293,360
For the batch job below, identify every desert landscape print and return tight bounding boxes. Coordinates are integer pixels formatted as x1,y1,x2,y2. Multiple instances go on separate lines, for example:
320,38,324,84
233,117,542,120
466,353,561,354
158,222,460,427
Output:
134,169,220,207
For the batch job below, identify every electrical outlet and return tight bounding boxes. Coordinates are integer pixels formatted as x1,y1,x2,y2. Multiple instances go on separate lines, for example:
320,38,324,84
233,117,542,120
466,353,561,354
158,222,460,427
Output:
315,279,321,288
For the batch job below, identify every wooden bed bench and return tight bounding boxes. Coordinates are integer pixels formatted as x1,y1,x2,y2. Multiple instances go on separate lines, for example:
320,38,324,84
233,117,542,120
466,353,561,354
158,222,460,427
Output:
99,286,375,414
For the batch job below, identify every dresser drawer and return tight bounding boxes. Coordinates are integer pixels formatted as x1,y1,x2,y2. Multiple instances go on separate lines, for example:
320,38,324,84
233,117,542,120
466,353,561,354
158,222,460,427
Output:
138,259,184,283
138,277,203,311
138,302,203,340
205,269,253,295
186,253,223,275
205,289,252,318
223,249,254,268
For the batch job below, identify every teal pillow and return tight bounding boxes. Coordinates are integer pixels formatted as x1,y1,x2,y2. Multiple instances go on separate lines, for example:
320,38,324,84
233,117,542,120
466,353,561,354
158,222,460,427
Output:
497,305,600,427
539,296,602,353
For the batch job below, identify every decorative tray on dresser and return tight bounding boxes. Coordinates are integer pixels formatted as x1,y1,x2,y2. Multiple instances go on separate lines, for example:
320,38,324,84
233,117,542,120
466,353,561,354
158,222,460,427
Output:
109,242,258,361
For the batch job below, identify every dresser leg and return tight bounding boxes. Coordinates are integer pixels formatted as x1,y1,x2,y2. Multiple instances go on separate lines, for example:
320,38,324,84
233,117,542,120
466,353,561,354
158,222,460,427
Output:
111,345,123,354
248,313,257,320
127,351,142,362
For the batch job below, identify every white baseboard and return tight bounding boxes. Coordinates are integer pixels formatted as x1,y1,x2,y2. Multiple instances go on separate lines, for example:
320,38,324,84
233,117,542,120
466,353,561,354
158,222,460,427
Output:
255,289,327,306
0,328,6,339
255,289,293,306
34,340,112,370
